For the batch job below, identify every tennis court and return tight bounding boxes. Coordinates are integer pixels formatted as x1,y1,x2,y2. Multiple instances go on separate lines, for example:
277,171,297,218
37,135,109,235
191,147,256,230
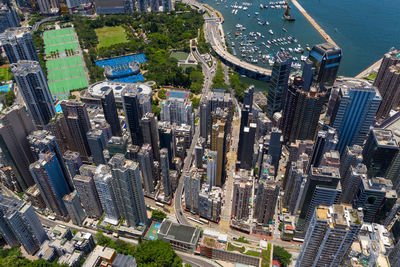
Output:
96,54,147,68
47,66,85,81
113,74,144,83
48,76,88,95
47,56,82,70
144,221,161,241
43,28,77,55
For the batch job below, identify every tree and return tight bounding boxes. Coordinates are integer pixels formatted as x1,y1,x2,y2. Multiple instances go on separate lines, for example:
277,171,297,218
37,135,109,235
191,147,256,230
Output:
134,239,182,266
273,246,292,267
151,210,167,221
158,89,167,99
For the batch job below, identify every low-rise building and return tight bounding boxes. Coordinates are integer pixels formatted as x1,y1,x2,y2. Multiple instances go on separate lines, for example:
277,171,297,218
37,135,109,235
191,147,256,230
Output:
157,219,201,252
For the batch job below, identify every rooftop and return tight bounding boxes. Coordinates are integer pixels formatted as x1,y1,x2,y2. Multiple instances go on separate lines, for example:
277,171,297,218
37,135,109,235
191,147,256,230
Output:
87,81,151,99
372,129,398,148
158,219,201,245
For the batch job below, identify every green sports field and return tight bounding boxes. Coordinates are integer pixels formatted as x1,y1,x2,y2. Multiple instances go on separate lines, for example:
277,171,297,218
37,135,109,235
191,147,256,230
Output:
0,67,12,82
95,26,128,48
44,28,78,55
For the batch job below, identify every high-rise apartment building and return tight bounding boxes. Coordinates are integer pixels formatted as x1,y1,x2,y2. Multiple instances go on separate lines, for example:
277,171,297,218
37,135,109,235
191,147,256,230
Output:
374,49,400,120
160,148,172,198
122,89,143,146
140,112,160,161
161,97,193,127
211,120,225,186
87,129,107,165
63,191,86,226
0,4,20,33
137,144,155,194
308,43,342,88
231,173,252,220
0,27,37,63
253,178,279,224
184,171,201,214
29,152,71,217
266,52,292,118
73,174,103,219
100,88,121,137
362,129,398,178
296,204,362,267
109,154,147,226
198,184,222,222
267,128,282,171
309,125,338,168
329,78,381,154
0,104,36,190
0,195,47,255
61,100,92,161
206,151,217,187
238,123,257,170
340,163,367,204
205,91,233,139
28,130,73,190
389,240,400,267
11,60,55,126
63,150,83,180
47,114,76,153
94,164,119,222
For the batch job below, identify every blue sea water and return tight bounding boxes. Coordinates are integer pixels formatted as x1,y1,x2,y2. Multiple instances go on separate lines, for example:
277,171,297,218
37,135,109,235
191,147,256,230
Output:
199,0,400,88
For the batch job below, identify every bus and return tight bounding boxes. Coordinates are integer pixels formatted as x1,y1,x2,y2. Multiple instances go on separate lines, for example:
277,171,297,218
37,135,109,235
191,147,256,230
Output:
155,202,165,208
47,215,56,221
199,218,209,225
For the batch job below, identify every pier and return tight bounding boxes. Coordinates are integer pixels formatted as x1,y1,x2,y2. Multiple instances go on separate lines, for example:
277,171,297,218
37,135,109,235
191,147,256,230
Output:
289,0,338,47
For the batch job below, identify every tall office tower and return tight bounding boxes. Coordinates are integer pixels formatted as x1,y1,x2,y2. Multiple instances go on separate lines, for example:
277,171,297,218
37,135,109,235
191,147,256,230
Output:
161,0,171,11
319,151,340,168
231,174,252,220
138,144,155,194
340,163,367,204
63,150,82,180
211,122,225,186
140,112,160,161
297,166,341,235
122,89,143,146
63,191,86,226
296,204,362,267
238,123,257,170
47,114,76,153
11,61,55,126
86,129,107,165
283,155,308,215
160,148,172,198
101,88,121,137
29,152,71,217
150,0,158,11
0,4,19,33
301,59,314,91
184,171,201,213
389,240,400,267
353,177,397,223
199,101,208,140
206,91,233,136
0,105,35,190
329,79,381,154
256,113,271,140
266,52,292,118
267,127,282,171
94,165,120,223
309,125,338,168
73,174,103,219
386,151,400,194
243,86,254,112
0,27,37,63
27,130,73,190
137,0,147,11
206,151,217,187
374,49,400,119
194,142,204,168
109,154,147,226
253,178,280,224
340,145,363,182
0,195,47,255
159,122,172,164
362,129,398,177
308,43,342,88
61,100,92,161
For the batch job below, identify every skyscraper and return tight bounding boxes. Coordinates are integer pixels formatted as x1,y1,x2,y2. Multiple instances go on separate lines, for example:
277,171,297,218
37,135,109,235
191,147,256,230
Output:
140,112,160,161
309,125,338,168
63,150,83,180
47,113,76,153
159,122,172,164
160,148,172,198
238,123,257,170
61,100,92,161
340,163,367,204
389,240,400,267
161,0,171,11
94,164,119,222
362,129,398,178
73,174,103,219
86,129,107,165
374,49,400,120
63,191,86,226
150,0,159,11
330,78,381,154
0,4,20,33
122,89,143,146
0,27,37,63
243,86,254,112
267,128,282,171
199,101,208,140
101,88,121,137
296,204,362,267
211,119,225,186
266,52,292,118
11,60,55,126
301,59,314,91
137,144,155,194
206,151,217,187
29,152,71,217
231,173,252,220
308,43,342,88
137,0,147,11
0,104,36,190
253,178,280,224
0,195,47,255
28,130,73,190
184,172,201,214
109,154,148,226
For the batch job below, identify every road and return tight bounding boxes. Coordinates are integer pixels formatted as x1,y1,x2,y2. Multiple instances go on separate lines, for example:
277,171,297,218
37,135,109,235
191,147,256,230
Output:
177,251,219,267
32,16,58,32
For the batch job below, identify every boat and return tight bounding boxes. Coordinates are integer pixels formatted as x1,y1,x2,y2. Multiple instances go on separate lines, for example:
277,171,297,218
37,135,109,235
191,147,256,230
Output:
269,29,274,35
282,27,287,32
283,3,296,21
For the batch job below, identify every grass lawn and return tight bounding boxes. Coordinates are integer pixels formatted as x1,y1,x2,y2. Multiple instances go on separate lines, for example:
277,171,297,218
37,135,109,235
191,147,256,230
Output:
0,67,11,82
363,72,377,82
170,51,189,61
95,26,128,48
244,250,260,257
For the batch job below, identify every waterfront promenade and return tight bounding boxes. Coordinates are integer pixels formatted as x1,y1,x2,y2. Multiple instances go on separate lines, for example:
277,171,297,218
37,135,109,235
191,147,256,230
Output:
355,58,383,78
290,0,338,47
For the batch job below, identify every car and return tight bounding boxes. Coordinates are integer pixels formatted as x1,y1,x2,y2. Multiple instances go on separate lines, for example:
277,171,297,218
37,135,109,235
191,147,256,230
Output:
180,211,183,216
